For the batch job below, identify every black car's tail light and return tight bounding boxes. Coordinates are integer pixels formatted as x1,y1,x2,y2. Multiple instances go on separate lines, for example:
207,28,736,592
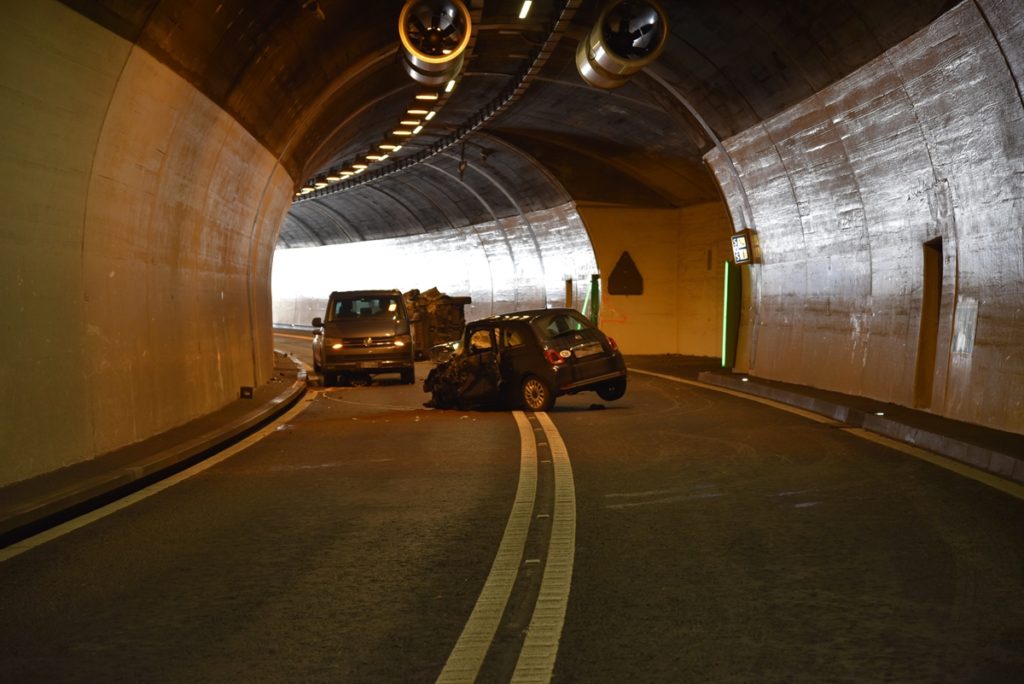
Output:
544,348,566,365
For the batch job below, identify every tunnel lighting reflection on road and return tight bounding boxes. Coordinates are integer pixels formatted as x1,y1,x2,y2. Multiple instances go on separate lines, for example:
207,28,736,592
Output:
519,1,533,20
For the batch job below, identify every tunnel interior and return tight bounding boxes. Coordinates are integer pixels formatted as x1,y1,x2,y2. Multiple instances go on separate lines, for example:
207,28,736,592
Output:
1,0,1022,487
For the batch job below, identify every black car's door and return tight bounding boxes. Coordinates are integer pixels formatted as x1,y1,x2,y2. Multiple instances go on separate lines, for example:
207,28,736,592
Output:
455,327,501,404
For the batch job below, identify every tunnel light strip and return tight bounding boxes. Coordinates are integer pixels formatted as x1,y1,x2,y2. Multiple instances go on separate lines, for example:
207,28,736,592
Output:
293,1,581,202
519,1,533,20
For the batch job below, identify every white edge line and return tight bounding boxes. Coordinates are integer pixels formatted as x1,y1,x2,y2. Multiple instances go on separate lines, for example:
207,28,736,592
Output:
631,369,1024,500
629,368,840,425
0,392,318,564
437,410,538,683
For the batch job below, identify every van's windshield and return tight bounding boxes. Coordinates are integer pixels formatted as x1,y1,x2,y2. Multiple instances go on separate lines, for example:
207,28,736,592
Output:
327,295,403,323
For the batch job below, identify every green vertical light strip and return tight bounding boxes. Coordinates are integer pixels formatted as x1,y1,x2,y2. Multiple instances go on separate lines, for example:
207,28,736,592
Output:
722,260,741,368
722,260,731,367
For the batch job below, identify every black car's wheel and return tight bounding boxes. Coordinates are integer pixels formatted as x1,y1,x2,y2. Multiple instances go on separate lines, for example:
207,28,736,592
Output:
521,375,555,412
596,376,626,401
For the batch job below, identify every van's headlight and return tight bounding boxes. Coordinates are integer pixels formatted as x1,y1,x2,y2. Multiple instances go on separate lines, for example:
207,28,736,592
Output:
329,340,344,350
393,334,412,348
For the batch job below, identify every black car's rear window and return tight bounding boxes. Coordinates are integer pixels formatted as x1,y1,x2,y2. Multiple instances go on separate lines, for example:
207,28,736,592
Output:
533,311,593,339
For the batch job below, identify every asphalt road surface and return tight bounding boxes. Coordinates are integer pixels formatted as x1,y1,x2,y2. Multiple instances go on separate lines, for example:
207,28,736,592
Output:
0,334,1021,682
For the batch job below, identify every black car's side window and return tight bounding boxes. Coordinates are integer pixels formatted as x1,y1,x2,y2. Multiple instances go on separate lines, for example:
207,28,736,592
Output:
503,326,527,349
468,329,493,354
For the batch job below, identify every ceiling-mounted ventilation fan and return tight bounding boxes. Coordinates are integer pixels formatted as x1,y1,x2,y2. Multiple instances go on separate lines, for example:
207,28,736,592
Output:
399,0,472,86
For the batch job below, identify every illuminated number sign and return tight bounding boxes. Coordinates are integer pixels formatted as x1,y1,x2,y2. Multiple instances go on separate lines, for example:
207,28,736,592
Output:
731,229,753,264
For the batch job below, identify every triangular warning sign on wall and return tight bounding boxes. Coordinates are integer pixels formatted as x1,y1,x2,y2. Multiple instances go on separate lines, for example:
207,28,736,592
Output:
608,251,643,295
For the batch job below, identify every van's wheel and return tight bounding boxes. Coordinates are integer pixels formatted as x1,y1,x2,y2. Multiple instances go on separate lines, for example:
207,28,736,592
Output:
521,376,555,412
401,369,416,385
596,376,626,401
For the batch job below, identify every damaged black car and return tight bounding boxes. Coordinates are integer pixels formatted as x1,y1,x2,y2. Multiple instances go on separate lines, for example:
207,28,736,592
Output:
424,308,627,411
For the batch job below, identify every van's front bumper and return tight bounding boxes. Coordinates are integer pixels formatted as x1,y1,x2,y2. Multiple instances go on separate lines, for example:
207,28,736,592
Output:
322,347,414,372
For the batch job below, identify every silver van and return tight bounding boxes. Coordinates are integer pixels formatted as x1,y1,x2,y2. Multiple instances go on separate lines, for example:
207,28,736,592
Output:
312,290,416,385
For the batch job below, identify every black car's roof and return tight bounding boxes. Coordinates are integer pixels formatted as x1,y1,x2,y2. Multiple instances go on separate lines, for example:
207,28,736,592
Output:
470,308,584,325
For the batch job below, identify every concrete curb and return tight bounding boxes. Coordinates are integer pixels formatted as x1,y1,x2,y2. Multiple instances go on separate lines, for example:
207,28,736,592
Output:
697,371,1024,486
0,361,307,543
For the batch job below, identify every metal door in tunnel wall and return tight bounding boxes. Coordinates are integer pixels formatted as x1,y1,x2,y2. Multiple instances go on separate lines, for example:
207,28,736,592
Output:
914,238,943,408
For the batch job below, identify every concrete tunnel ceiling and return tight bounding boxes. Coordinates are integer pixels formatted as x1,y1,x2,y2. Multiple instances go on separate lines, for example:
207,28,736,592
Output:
61,0,956,248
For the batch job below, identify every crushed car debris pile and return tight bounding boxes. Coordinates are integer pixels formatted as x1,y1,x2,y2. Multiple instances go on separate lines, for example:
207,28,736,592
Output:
404,288,472,359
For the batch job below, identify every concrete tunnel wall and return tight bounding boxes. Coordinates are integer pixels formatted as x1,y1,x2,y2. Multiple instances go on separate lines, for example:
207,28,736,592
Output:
706,1,1024,434
0,2,294,487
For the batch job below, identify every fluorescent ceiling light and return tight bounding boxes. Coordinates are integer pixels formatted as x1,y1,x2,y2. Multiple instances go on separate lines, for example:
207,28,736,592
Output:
412,125,423,134
445,79,456,93
416,93,439,101
407,109,429,115
425,111,437,121
379,144,401,151
519,1,532,20
400,119,421,126
393,129,414,136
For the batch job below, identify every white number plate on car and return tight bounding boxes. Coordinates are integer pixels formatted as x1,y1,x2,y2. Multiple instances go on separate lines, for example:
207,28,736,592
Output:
573,342,603,358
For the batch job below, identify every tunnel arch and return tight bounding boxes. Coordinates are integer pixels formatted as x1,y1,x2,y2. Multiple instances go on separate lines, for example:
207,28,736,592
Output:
2,0,1021,492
